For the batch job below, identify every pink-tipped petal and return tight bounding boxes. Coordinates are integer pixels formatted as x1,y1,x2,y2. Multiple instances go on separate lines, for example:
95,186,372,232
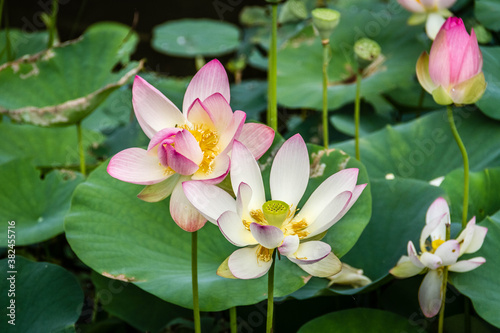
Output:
237,123,275,160
236,183,254,221
429,23,451,88
419,269,444,318
303,191,352,238
434,240,460,266
398,0,425,12
287,241,331,264
163,143,200,176
250,223,284,249
183,59,230,115
408,241,425,268
295,168,359,225
420,197,449,250
191,153,230,184
170,180,207,232
228,246,273,279
182,180,236,224
175,130,204,165
218,211,257,247
297,252,342,277
230,141,266,210
456,217,488,255
438,0,457,9
270,134,309,209
456,29,483,84
219,111,246,154
107,148,170,185
147,128,182,151
420,252,443,270
186,99,215,128
278,235,300,256
202,92,233,131
448,257,486,272
445,18,472,85
390,256,425,278
334,183,367,220
132,76,185,139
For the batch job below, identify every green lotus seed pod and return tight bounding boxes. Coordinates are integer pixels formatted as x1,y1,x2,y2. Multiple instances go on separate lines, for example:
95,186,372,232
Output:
311,8,341,42
354,38,382,70
262,200,290,227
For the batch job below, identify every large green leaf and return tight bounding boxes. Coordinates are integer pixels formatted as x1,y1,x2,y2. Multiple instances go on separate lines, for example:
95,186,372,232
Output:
0,159,84,246
65,144,370,311
0,122,104,167
449,212,500,328
0,22,142,126
297,308,426,332
476,47,500,120
0,29,49,65
0,256,83,332
276,5,425,111
475,0,500,31
152,19,240,57
91,271,190,332
440,168,500,223
336,110,500,181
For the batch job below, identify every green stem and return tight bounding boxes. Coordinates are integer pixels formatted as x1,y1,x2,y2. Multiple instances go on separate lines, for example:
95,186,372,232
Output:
354,72,362,161
266,250,276,333
266,1,278,132
76,122,86,176
229,306,237,333
192,231,201,333
48,0,58,48
447,105,469,228
321,41,330,149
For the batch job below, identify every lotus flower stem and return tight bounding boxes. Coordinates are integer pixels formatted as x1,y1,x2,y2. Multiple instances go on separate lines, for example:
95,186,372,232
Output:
437,222,451,333
230,306,237,333
48,0,58,48
447,105,469,228
76,122,86,176
266,249,276,333
192,231,201,333
267,1,278,132
354,72,362,160
322,41,330,149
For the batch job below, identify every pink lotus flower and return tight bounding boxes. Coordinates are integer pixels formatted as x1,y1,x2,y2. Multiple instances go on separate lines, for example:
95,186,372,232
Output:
416,17,487,105
390,197,487,318
107,59,274,232
183,135,366,279
398,0,456,39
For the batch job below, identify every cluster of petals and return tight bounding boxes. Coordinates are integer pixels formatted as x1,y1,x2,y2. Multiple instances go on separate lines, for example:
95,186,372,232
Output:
390,197,487,318
398,0,456,39
416,17,486,105
107,59,274,232
183,134,366,279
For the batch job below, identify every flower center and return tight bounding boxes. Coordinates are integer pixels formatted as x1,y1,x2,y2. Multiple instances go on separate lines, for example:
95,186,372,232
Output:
262,200,290,227
179,124,219,174
282,219,310,239
431,239,445,252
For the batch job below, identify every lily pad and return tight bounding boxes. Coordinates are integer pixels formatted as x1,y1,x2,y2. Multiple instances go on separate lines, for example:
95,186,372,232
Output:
449,212,500,328
0,159,84,246
297,308,426,332
152,19,240,57
91,271,191,332
475,0,500,31
476,47,500,120
0,122,104,167
335,110,500,181
276,5,425,111
0,29,49,65
65,143,371,311
440,167,500,223
0,22,143,126
0,256,83,332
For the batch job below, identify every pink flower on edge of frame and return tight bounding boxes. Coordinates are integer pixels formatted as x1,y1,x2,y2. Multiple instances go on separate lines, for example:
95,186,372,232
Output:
107,59,275,232
416,17,486,105
390,197,487,317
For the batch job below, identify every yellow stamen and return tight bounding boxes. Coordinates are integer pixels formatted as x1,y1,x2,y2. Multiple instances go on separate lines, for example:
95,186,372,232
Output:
178,124,220,174
249,209,267,224
283,219,310,239
432,239,445,251
256,245,272,262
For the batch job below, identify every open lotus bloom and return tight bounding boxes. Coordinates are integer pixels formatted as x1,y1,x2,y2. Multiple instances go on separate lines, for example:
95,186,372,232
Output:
107,59,274,232
416,17,487,106
398,0,455,39
390,197,487,318
183,134,367,279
